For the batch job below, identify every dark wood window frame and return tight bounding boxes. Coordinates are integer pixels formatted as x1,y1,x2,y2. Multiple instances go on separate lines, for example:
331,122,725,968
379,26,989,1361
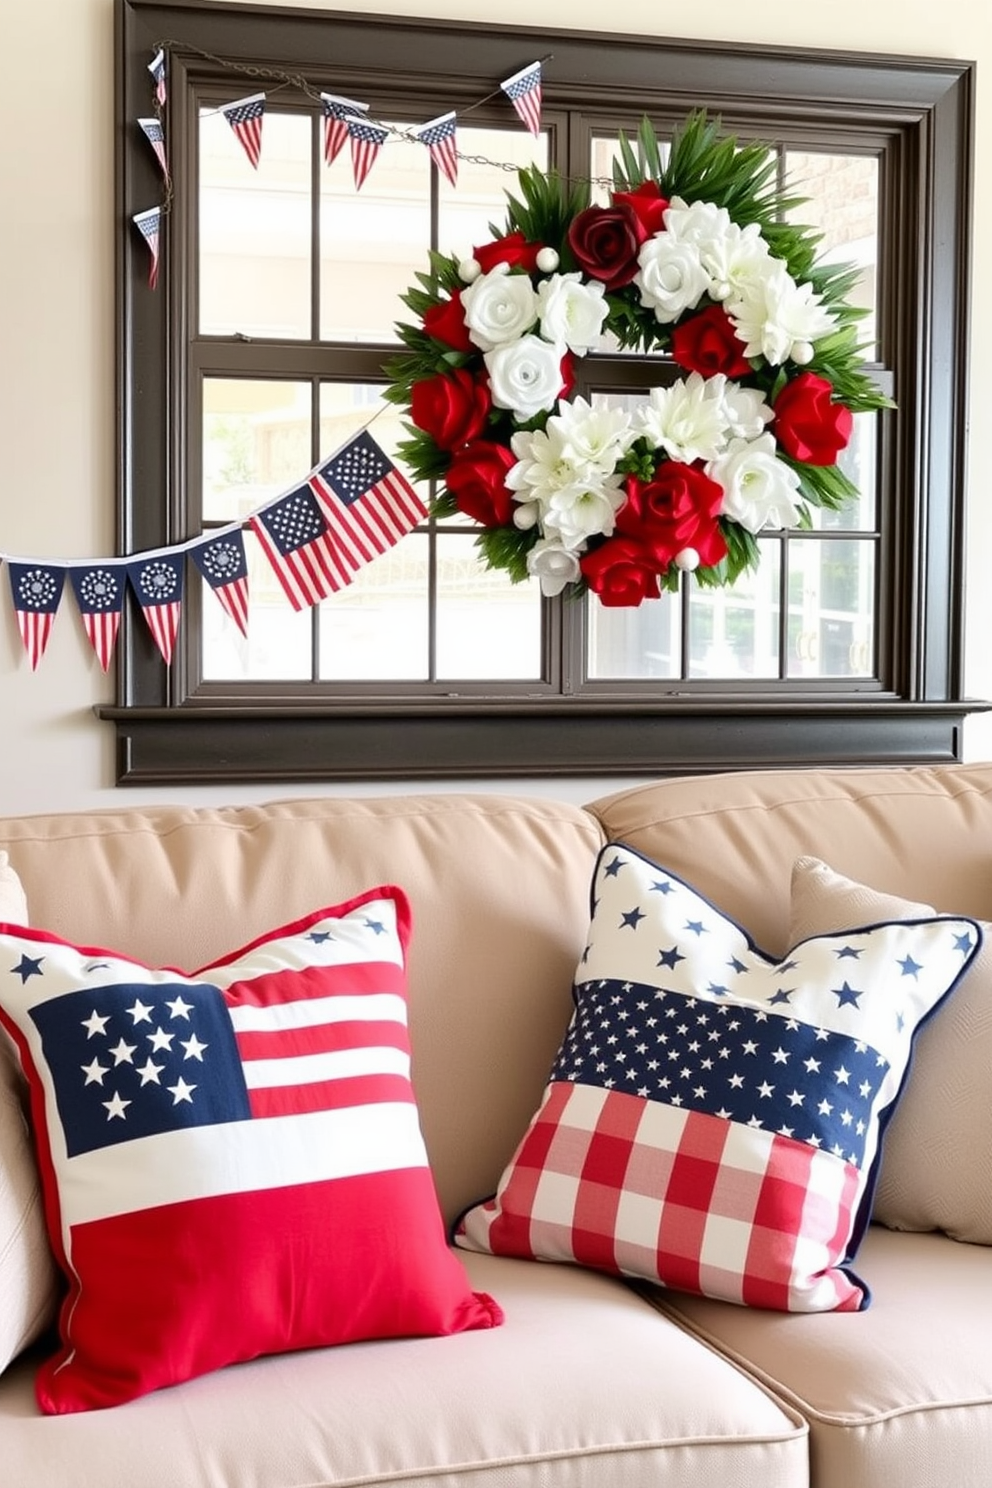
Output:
108,0,981,784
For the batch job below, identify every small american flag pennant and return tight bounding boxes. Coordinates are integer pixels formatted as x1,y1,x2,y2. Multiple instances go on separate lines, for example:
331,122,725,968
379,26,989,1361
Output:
68,562,127,671
190,530,250,636
321,93,369,166
127,553,185,665
148,48,167,106
415,112,458,187
347,116,390,191
501,62,543,137
7,562,65,670
220,93,265,170
138,117,169,181
133,207,161,290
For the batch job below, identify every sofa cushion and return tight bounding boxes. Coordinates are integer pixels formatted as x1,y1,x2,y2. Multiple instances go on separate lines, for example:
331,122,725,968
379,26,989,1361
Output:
790,855,992,1243
456,842,979,1311
0,888,500,1413
0,1249,808,1488
0,852,59,1379
653,1226,992,1488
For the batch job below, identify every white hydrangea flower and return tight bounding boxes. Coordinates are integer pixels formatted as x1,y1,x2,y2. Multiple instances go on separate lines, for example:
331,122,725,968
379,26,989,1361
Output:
485,336,566,421
550,396,637,470
634,236,710,324
526,536,583,596
536,273,609,355
727,260,837,366
706,433,803,532
460,266,538,351
720,383,775,441
635,372,732,464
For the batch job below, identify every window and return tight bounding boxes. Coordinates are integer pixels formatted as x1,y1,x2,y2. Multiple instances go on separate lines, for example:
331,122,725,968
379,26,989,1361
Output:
109,1,976,782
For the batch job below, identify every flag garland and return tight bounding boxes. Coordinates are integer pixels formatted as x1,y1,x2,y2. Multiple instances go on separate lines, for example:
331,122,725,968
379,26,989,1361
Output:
0,432,421,671
132,207,161,289
500,62,543,137
220,93,266,170
321,93,369,166
138,117,169,181
414,112,459,187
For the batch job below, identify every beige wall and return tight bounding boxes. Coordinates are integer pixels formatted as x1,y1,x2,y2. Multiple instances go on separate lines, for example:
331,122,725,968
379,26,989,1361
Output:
0,0,988,816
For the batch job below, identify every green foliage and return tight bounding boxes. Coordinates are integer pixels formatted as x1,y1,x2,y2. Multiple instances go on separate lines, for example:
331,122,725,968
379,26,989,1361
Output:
474,523,537,584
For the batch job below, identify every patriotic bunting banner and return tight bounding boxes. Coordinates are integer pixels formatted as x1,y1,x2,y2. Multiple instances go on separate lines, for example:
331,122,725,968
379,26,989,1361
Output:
321,93,369,166
190,530,250,636
347,116,390,190
7,563,65,670
132,207,160,290
501,62,543,137
310,432,427,580
220,93,265,170
415,112,458,187
148,48,167,106
68,563,127,671
138,117,169,180
127,554,184,665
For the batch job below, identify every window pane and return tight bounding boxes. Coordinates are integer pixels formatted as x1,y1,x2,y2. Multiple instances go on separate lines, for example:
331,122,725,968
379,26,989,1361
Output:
785,151,878,354
688,545,782,679
438,126,548,261
587,593,680,679
787,538,875,678
199,110,312,338
319,535,430,680
202,379,312,521
435,533,543,679
202,530,314,680
320,127,429,342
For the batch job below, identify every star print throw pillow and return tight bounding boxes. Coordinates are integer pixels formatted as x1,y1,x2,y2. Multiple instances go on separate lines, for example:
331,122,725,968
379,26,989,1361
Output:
0,888,501,1413
455,844,981,1312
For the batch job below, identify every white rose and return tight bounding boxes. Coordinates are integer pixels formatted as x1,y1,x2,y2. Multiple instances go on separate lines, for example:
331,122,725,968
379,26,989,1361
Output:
707,433,803,532
526,537,582,596
662,196,734,246
484,336,567,421
636,372,731,464
720,383,774,441
634,236,710,324
536,273,609,355
662,197,772,301
460,267,538,351
727,260,837,366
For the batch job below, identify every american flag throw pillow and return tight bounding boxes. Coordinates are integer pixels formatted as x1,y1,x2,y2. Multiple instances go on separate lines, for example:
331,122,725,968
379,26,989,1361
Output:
455,844,980,1312
0,887,501,1413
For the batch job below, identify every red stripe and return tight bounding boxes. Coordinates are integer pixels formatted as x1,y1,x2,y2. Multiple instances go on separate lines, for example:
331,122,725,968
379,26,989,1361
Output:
223,958,406,1008
235,1017,408,1062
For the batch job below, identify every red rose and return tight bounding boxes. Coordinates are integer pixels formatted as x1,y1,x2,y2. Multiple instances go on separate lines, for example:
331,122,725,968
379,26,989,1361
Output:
773,372,854,465
670,304,753,379
580,536,663,606
567,202,647,291
444,441,517,527
423,291,473,352
611,181,670,238
410,369,491,450
616,464,728,570
473,230,542,274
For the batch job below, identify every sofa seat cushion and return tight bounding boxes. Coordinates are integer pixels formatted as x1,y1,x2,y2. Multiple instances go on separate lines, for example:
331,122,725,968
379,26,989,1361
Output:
651,1227,992,1488
0,1250,807,1488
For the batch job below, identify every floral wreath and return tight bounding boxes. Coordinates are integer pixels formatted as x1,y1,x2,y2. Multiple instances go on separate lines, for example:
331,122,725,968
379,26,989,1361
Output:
384,112,891,607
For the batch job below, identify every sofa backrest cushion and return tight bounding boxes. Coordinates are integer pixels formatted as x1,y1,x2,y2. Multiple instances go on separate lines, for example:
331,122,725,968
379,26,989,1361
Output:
0,794,602,1226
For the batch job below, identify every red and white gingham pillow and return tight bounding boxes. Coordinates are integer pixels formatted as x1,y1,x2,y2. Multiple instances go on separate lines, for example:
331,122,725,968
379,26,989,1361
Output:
455,844,980,1312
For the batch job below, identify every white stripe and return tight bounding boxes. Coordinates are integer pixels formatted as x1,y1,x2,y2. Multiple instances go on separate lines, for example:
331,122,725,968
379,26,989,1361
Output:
229,991,406,1032
242,1044,411,1088
57,1101,427,1229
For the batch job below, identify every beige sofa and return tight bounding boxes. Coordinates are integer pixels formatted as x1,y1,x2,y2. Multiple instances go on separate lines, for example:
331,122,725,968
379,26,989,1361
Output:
1,763,991,1487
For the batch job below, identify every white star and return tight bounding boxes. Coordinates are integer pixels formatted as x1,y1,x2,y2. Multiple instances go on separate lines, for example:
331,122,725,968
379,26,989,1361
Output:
859,1080,872,1098
181,1033,209,1062
840,1109,854,1127
818,1098,833,1116
148,1026,175,1052
771,1047,790,1064
757,1081,774,1098
81,1058,109,1085
716,1107,732,1119
729,1073,745,1089
110,1038,137,1065
778,1125,795,1138
82,1010,110,1038
168,1077,196,1105
137,1058,165,1085
834,1065,851,1085
742,1040,758,1055
126,998,154,1024
103,1091,131,1121
787,1089,805,1107
804,1057,821,1073
166,995,194,1020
